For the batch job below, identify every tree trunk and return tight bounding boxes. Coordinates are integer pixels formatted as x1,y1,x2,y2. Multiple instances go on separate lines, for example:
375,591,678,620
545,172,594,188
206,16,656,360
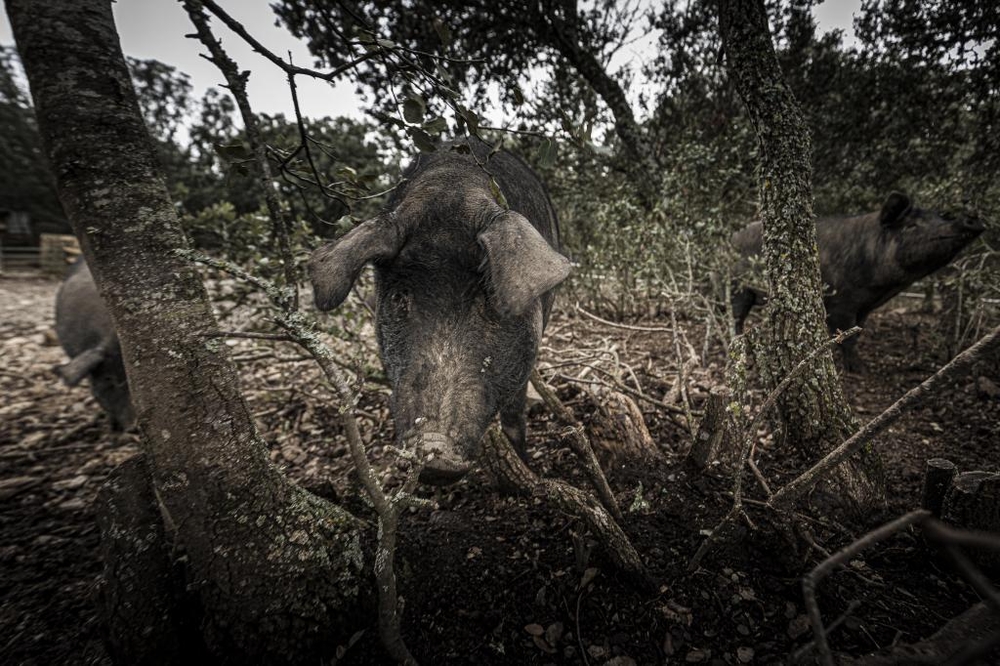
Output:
716,0,885,511
542,0,660,206
5,1,368,663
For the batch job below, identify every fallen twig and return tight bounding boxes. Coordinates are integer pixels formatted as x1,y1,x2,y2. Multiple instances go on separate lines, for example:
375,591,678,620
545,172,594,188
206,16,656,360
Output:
803,512,1000,666
530,370,623,523
482,426,652,589
575,303,676,333
688,329,861,570
769,324,1000,513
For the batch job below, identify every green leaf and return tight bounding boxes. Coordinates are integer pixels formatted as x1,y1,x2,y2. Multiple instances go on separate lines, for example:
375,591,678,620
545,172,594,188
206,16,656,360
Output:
408,128,437,153
537,138,557,168
432,18,452,47
422,116,448,135
403,96,426,124
512,86,525,106
376,38,396,50
457,105,480,134
214,142,253,161
336,165,358,182
559,115,575,135
488,176,508,209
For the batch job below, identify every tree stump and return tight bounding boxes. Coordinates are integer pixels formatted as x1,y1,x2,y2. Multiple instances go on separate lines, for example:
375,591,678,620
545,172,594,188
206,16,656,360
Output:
589,390,660,469
941,471,1000,571
688,385,733,470
921,458,958,517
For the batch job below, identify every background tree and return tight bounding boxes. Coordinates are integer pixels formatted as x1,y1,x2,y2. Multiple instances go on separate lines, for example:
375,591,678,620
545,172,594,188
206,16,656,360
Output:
272,0,661,199
716,0,885,508
0,46,65,237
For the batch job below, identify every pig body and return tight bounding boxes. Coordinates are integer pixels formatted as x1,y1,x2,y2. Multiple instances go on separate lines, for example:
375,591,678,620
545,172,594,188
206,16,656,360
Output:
732,193,985,371
310,140,570,483
54,258,134,430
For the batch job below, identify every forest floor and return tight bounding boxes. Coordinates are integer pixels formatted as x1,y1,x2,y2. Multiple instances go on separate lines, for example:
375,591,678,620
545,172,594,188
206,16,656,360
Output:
1,272,998,665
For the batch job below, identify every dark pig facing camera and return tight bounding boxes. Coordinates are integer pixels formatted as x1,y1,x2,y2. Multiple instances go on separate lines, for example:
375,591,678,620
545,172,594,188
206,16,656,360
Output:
309,140,570,484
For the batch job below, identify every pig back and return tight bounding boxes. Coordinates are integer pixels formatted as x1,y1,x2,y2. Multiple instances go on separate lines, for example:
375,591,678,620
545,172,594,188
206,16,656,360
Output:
394,140,560,250
55,258,118,358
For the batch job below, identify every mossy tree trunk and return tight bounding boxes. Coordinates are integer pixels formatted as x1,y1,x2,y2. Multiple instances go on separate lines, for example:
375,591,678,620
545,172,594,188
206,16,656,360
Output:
5,0,367,662
716,0,885,510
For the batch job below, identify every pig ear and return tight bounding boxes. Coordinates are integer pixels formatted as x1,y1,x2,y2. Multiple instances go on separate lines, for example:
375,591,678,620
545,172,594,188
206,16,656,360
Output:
478,211,571,317
309,215,402,311
879,192,913,228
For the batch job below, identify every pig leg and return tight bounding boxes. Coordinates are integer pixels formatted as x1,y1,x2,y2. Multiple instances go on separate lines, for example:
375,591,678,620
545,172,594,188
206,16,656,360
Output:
731,286,758,334
500,383,529,462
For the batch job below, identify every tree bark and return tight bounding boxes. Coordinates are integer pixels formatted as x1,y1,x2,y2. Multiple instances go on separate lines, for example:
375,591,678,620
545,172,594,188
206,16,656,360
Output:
5,1,367,663
716,0,885,511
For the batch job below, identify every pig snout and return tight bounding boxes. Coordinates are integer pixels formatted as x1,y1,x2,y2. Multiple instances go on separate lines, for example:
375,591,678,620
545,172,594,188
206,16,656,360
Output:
412,431,473,485
957,215,986,237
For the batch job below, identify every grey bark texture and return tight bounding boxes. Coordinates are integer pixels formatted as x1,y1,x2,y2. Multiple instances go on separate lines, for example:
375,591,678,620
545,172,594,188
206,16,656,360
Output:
941,472,1000,571
4,1,367,663
716,0,885,511
921,458,958,517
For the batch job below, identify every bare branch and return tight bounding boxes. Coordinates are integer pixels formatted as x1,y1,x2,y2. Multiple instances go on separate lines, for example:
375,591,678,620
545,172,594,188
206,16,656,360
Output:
576,303,676,333
183,0,299,308
769,324,1000,512
530,369,623,523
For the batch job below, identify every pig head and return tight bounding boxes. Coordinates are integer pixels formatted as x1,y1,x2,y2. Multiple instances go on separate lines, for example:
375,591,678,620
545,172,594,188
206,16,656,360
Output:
310,144,570,483
732,193,985,372
54,258,134,430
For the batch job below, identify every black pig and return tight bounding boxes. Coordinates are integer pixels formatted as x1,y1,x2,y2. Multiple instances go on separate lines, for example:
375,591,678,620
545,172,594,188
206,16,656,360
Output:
54,258,134,430
309,141,570,484
732,193,985,372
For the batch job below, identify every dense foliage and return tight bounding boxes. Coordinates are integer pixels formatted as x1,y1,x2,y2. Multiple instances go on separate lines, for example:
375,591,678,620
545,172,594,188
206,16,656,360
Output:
1,1,996,341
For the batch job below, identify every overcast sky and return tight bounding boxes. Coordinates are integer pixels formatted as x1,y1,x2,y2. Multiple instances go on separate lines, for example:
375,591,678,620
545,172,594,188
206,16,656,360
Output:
1,0,861,123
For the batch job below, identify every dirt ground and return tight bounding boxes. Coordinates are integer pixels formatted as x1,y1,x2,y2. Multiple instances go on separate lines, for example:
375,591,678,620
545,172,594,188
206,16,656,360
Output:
1,273,998,665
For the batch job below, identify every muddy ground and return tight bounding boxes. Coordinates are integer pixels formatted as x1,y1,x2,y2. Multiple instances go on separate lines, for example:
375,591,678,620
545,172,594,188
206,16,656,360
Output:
1,273,998,665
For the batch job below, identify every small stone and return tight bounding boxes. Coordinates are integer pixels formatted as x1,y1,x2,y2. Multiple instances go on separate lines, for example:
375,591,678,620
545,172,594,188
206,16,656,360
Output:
737,646,755,663
53,475,88,491
524,623,544,637
59,498,87,511
604,657,636,666
0,476,42,500
787,615,810,640
977,376,999,399
587,644,606,659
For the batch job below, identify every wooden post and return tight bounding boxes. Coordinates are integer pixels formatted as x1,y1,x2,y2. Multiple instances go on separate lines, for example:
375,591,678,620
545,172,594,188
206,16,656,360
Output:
688,385,732,469
921,458,958,517
942,471,1000,571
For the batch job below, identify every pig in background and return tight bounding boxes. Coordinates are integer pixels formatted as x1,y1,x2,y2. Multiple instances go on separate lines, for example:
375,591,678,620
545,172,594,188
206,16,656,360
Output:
732,192,986,372
310,139,570,484
54,257,134,431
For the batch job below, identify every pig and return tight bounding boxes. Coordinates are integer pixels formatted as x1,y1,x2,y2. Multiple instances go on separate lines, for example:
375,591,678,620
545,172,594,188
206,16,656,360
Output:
732,192,985,372
309,140,570,484
54,257,134,430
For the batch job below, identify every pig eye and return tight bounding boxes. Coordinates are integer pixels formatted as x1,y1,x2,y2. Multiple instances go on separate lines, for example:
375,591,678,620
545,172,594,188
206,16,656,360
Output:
388,290,410,315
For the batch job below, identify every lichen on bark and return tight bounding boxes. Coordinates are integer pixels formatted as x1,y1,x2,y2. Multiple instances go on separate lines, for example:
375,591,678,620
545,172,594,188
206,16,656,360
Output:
5,0,370,661
717,0,885,511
